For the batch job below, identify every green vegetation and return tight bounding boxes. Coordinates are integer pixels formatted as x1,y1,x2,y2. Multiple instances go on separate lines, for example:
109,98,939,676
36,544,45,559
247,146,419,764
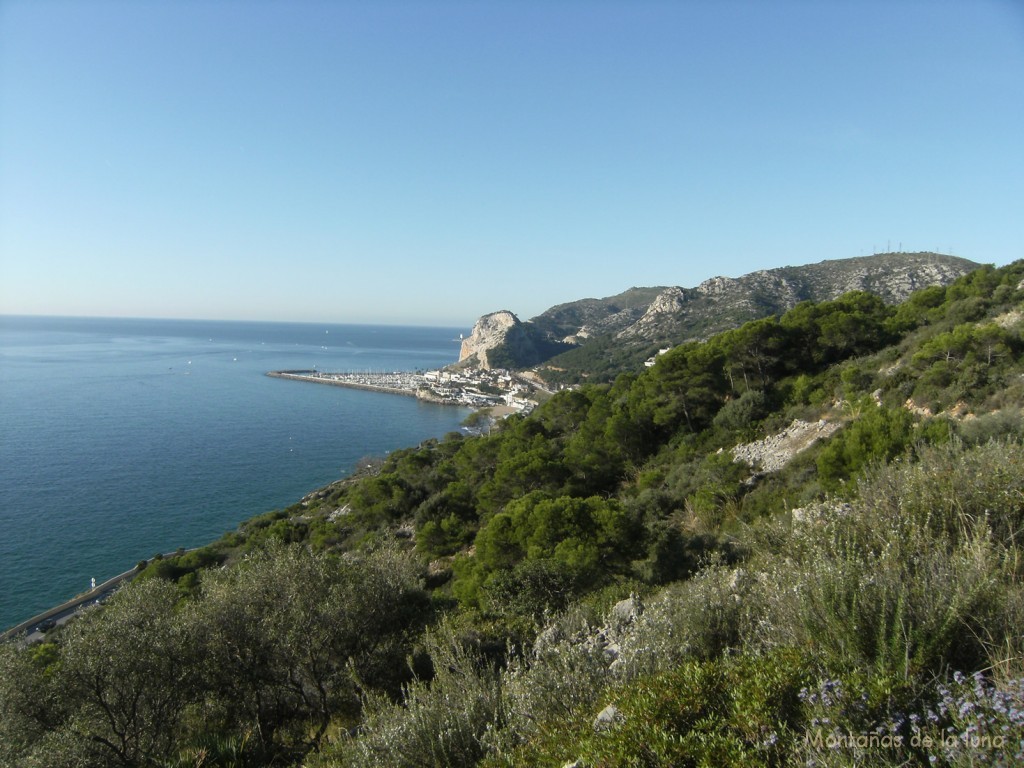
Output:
3,260,1024,767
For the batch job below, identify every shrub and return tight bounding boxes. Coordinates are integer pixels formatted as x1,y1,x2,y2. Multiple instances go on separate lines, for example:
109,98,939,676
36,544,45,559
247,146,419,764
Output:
616,564,752,676
748,440,1024,681
311,620,505,768
713,389,769,435
491,649,810,768
855,439,1024,550
190,542,431,762
816,401,916,488
494,607,617,758
481,558,581,619
794,671,1024,767
955,408,1024,445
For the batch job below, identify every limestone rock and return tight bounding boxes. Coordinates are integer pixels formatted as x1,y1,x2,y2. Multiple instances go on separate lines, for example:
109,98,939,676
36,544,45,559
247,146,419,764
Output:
459,310,574,369
457,310,539,370
609,594,643,628
732,418,841,473
610,253,977,345
593,703,624,732
618,287,688,339
994,307,1024,329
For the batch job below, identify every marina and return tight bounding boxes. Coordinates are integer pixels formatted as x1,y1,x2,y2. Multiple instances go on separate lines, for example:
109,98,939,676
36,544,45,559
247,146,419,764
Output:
267,369,426,398
267,368,538,412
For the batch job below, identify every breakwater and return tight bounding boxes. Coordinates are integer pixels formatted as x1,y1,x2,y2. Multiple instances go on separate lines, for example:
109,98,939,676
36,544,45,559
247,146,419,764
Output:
269,368,540,412
267,370,452,403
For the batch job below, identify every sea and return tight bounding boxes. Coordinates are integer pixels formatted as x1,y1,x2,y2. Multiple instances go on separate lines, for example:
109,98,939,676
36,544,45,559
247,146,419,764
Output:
0,315,472,631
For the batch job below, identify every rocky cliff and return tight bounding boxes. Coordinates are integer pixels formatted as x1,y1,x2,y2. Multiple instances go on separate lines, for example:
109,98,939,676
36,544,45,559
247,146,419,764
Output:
458,310,565,370
459,311,517,368
528,287,664,343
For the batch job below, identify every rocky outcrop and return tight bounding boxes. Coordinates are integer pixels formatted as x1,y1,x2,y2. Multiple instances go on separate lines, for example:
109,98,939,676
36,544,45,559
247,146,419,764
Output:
528,287,664,342
617,287,689,339
614,253,978,343
994,307,1024,329
458,311,520,368
791,256,970,304
593,703,624,732
570,305,651,341
732,418,841,473
457,310,570,370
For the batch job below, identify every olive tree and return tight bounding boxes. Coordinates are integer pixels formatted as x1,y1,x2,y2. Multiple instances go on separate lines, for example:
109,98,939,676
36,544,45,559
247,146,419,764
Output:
0,579,202,768
192,542,431,762
0,642,58,767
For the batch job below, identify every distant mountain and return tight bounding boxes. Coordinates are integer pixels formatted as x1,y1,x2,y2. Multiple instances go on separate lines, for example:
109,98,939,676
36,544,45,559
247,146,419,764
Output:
527,287,666,343
458,252,981,375
540,252,980,343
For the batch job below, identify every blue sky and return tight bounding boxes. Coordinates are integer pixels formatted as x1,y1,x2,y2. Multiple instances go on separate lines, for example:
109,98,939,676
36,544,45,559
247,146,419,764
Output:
1,1,1022,327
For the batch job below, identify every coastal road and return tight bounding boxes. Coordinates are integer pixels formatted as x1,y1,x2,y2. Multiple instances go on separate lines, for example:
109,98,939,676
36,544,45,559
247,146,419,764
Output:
2,569,137,644
2,549,196,644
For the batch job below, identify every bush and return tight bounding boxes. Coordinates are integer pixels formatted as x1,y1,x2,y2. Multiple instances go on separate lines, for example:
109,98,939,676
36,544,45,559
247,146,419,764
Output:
311,620,505,768
190,542,431,762
955,408,1024,445
713,389,769,435
816,402,916,488
748,440,1024,680
467,493,644,598
491,649,810,768
793,671,1024,767
855,438,1024,550
494,607,618,758
481,558,580,619
615,564,752,676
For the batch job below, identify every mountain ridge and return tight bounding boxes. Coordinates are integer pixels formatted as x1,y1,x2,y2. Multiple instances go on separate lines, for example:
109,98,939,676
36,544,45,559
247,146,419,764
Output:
460,252,981,374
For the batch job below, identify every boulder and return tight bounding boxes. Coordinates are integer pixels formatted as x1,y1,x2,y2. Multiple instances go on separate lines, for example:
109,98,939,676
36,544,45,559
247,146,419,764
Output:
593,703,624,732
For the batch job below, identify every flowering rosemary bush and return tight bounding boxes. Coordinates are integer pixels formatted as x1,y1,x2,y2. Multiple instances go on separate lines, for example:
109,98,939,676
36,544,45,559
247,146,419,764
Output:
916,672,1024,767
795,671,1024,767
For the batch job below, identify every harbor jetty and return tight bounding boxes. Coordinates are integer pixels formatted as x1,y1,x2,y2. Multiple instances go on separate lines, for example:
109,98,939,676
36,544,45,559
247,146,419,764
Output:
267,370,426,398
267,368,539,412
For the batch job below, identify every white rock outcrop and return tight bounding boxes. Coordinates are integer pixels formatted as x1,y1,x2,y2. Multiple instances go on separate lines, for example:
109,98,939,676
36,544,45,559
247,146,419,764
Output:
732,419,841,473
459,311,518,368
617,287,688,339
593,703,624,732
458,310,547,370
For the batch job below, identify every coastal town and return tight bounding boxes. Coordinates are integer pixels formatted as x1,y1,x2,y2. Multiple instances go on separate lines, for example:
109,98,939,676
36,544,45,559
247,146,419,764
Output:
267,366,541,413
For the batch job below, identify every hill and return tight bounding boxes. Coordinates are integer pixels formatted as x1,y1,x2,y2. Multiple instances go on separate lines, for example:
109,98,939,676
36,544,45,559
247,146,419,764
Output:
458,252,979,379
3,259,1023,768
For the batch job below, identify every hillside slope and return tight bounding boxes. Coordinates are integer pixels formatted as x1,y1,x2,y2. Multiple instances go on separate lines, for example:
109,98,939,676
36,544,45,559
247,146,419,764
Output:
4,259,1022,768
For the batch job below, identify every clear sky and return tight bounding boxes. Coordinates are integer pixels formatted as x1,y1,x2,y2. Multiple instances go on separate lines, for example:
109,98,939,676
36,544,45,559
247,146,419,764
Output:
1,0,1022,327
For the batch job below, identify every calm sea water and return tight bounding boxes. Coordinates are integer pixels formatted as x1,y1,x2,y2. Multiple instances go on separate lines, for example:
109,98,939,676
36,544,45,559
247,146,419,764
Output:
0,316,472,630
